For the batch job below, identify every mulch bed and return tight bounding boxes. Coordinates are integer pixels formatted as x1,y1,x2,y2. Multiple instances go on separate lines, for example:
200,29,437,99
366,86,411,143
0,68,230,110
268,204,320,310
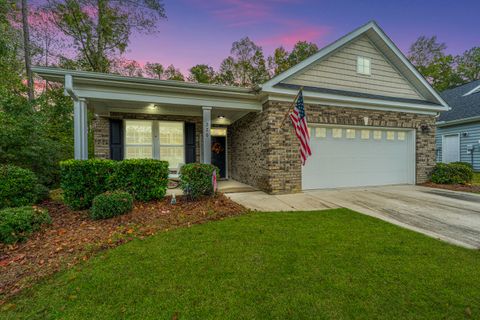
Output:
0,194,246,303
422,182,480,193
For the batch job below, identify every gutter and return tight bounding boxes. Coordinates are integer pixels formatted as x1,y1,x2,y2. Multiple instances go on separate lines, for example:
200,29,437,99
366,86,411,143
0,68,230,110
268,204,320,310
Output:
437,115,480,127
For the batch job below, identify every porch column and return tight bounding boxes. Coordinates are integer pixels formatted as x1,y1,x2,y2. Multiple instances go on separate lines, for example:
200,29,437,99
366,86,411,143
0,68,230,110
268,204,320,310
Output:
74,98,88,160
202,106,212,164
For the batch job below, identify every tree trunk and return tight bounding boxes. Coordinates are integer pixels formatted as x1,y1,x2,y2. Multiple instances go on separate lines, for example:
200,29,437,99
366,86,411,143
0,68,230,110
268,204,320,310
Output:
21,0,34,101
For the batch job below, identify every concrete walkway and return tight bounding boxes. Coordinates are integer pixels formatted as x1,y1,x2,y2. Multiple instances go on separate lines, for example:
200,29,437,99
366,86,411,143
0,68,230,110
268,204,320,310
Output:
226,185,480,249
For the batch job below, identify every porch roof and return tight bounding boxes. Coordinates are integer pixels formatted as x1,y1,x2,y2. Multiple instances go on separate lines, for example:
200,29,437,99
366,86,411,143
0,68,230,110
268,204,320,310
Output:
32,66,262,125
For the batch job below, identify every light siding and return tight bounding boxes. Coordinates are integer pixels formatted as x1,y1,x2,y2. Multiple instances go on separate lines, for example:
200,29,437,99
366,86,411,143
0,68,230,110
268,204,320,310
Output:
283,35,424,100
436,121,480,171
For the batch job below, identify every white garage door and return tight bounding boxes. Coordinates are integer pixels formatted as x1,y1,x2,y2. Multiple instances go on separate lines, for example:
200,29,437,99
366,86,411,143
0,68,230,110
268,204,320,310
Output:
302,126,415,189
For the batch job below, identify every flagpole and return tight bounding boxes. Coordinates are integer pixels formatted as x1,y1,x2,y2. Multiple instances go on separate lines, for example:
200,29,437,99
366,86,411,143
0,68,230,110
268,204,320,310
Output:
281,86,304,128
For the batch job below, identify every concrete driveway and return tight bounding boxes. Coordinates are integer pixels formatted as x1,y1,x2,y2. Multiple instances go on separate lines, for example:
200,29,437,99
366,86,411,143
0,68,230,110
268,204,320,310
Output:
226,185,480,249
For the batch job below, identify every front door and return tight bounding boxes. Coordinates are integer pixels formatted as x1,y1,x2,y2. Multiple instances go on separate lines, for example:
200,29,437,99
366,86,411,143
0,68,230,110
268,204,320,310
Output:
211,136,226,178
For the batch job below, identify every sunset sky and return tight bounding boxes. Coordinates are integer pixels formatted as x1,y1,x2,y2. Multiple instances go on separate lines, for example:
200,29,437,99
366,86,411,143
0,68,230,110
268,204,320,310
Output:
36,0,480,73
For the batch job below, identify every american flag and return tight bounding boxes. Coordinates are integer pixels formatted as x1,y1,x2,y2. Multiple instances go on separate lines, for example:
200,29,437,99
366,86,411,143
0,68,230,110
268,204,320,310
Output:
289,89,311,165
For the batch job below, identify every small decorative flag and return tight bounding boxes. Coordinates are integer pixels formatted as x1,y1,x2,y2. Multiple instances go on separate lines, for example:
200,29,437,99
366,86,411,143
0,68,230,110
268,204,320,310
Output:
212,169,217,193
289,89,312,165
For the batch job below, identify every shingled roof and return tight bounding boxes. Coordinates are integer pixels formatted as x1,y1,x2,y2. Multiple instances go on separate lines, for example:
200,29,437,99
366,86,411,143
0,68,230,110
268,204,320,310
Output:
439,80,480,122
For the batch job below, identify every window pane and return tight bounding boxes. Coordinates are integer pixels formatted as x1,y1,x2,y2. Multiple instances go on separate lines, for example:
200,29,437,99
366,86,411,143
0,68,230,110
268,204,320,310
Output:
160,146,184,169
125,146,152,159
316,127,327,138
346,129,356,139
159,121,184,145
397,131,406,141
361,130,370,139
373,130,382,140
332,128,343,138
386,131,395,140
125,120,152,144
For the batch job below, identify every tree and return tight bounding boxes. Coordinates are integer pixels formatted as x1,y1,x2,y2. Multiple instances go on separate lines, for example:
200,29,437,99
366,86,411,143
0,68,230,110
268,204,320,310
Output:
268,46,289,76
47,0,167,72
268,41,318,77
456,47,480,82
188,64,215,83
288,41,318,66
408,36,465,91
215,57,236,86
144,62,164,79
164,64,184,81
408,36,446,69
217,37,269,87
0,1,23,92
421,55,464,91
21,0,34,100
112,58,143,77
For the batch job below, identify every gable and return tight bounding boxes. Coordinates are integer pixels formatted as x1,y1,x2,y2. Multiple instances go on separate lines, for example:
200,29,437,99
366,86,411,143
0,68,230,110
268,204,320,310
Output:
282,35,423,100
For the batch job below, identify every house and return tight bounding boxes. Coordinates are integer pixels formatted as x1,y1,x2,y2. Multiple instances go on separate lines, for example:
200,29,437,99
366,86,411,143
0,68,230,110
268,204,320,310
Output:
436,80,480,170
32,21,448,194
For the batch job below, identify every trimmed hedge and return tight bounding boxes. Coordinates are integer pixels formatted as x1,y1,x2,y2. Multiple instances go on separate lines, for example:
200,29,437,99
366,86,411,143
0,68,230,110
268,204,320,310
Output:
430,162,474,185
109,159,169,201
180,163,219,199
0,206,51,244
60,159,116,210
0,165,39,209
91,191,133,220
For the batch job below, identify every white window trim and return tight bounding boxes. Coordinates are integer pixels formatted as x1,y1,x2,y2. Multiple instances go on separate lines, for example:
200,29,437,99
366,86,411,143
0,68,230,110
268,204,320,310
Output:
124,120,186,168
357,56,371,75
124,120,154,159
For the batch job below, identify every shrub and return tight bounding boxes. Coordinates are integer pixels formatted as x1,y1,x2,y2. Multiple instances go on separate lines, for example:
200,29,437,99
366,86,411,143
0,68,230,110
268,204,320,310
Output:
0,206,51,244
180,163,219,199
109,159,169,201
34,184,50,203
91,191,133,220
430,162,474,184
0,165,38,209
60,159,116,210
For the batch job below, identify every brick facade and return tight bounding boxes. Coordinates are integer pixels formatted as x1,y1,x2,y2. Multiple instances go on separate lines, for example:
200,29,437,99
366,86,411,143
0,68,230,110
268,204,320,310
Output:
229,100,436,194
92,113,203,162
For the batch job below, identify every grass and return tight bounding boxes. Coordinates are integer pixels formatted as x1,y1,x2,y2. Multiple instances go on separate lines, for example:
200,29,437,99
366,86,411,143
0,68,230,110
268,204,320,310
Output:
472,172,480,185
3,209,480,320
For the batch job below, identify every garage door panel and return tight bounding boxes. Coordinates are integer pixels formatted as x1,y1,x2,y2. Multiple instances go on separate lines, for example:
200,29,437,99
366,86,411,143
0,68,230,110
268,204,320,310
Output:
302,126,415,189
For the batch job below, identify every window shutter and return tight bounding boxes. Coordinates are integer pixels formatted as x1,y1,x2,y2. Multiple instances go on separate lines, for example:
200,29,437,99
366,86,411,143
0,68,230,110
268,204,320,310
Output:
110,119,124,160
185,122,196,163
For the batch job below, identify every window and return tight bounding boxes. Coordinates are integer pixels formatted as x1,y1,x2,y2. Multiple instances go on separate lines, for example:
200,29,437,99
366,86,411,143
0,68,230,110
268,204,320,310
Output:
125,120,153,159
346,129,356,139
357,56,371,75
397,131,406,141
386,131,395,140
373,130,382,140
332,128,343,138
124,120,185,169
361,130,370,140
159,121,184,169
315,127,327,138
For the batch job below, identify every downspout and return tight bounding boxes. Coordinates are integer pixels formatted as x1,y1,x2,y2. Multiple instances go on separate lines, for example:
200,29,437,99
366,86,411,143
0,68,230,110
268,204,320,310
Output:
65,74,79,101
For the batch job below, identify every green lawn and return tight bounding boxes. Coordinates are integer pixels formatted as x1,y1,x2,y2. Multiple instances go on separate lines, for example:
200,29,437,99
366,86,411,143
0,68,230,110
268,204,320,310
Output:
473,172,480,185
3,209,480,320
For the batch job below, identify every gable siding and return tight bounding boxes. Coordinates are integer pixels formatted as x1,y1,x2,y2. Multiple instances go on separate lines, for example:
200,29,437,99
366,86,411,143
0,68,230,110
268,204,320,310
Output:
283,35,424,100
436,122,480,171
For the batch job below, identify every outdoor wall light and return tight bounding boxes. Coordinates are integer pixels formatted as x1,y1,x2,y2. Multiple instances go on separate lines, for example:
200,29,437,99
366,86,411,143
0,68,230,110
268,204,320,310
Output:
462,132,469,137
420,124,430,133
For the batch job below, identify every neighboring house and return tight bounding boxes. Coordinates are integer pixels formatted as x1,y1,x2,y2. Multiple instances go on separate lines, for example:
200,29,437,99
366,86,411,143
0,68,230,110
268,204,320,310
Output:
436,80,480,170
33,21,448,194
